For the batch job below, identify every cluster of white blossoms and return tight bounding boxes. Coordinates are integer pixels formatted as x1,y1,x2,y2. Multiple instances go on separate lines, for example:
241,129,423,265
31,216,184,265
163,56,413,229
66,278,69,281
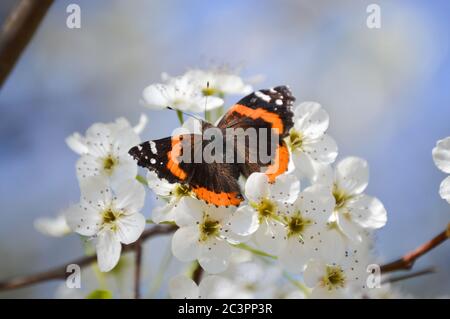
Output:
37,68,450,299
53,117,149,272
433,137,450,204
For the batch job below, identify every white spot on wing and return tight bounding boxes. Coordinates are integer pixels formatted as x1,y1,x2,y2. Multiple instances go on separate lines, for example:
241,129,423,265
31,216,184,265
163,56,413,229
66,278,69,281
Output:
149,141,157,154
150,158,156,164
275,99,282,105
255,91,271,102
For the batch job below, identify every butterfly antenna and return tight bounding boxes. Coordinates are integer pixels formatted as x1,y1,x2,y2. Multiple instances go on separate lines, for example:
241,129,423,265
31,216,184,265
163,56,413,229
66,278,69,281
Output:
166,107,203,122
204,81,210,122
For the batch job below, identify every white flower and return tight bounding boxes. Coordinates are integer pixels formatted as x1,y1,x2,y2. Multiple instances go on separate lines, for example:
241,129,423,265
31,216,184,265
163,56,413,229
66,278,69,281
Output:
278,185,335,273
169,275,248,299
318,157,387,242
142,74,223,112
182,69,253,96
287,102,338,181
66,117,144,186
65,176,146,272
229,172,300,254
432,136,450,203
34,214,71,237
221,258,282,298
171,197,246,273
304,249,367,299
147,171,194,223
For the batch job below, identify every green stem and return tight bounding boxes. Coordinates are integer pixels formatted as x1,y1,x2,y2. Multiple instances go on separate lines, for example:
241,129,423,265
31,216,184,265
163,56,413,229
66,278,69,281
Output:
232,243,277,259
176,110,184,124
283,271,310,296
136,174,148,186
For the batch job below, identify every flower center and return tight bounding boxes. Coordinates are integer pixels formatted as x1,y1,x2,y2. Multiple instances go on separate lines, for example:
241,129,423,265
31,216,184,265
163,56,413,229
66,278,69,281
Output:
173,184,191,198
102,208,122,231
103,155,118,174
199,214,221,242
202,87,218,97
285,212,313,239
253,198,277,222
322,265,346,291
288,129,303,150
332,185,352,210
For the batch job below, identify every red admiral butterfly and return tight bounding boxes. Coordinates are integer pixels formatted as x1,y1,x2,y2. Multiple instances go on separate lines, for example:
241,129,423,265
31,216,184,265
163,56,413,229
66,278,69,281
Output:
129,86,295,207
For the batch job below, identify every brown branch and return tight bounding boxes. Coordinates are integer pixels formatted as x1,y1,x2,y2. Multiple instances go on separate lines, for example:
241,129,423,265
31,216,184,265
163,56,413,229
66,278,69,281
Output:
0,0,54,88
134,240,143,299
383,267,436,284
0,225,176,291
380,224,450,273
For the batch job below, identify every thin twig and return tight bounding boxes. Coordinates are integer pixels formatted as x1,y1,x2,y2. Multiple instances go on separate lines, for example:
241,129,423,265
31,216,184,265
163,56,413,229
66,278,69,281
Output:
380,225,449,273
134,240,142,299
0,225,176,291
0,0,54,88
383,267,436,285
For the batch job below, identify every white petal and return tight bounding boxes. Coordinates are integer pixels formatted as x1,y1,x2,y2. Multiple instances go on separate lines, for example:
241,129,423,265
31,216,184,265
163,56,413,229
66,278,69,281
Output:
190,96,224,112
245,173,269,202
110,155,138,187
116,213,146,244
302,134,338,164
292,149,317,181
268,173,300,204
173,197,203,227
432,137,450,173
96,231,122,272
303,259,326,287
65,132,88,155
142,83,171,109
79,175,112,208
336,212,362,243
169,275,199,299
254,220,284,255
76,154,102,181
113,180,146,213
311,163,334,187
152,201,177,224
228,205,259,236
439,176,450,203
279,238,313,273
65,204,101,236
34,214,71,237
133,114,148,135
335,157,369,195
171,226,200,262
318,228,347,263
293,102,329,139
84,123,113,157
112,128,141,156
347,195,387,229
198,238,231,274
146,171,174,196
199,276,236,298
297,185,335,225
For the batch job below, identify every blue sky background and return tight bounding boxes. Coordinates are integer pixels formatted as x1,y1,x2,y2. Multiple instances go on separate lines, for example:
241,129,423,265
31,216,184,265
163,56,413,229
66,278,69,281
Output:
0,0,449,298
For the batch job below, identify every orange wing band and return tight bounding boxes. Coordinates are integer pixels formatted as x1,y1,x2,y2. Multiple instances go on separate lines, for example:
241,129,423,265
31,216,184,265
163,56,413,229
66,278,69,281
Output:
265,143,289,183
166,136,188,180
232,104,284,135
193,187,243,206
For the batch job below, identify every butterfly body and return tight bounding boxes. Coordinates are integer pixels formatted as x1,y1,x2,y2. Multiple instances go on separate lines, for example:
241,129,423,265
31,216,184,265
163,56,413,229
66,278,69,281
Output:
129,86,295,207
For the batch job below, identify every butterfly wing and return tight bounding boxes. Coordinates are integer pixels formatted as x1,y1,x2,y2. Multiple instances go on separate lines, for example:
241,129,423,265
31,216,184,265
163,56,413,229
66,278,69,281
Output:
129,128,244,207
217,85,295,182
